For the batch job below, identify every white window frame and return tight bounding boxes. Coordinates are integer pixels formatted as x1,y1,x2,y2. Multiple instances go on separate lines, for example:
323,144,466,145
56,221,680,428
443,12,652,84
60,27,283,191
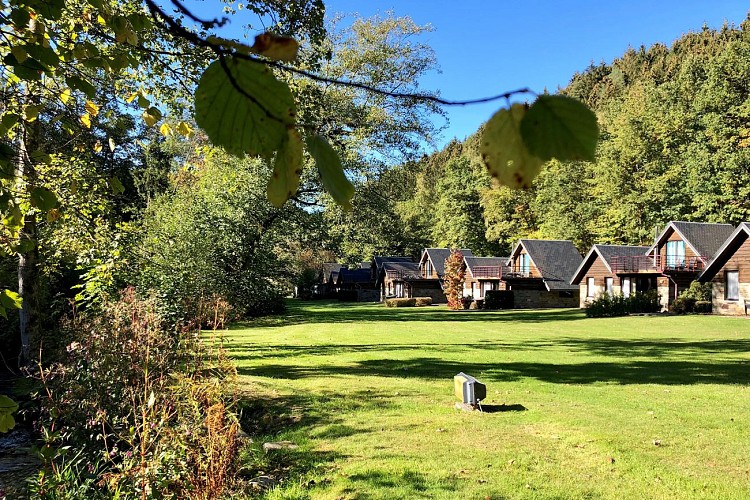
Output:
605,277,614,296
586,277,595,298
622,277,631,298
726,271,739,301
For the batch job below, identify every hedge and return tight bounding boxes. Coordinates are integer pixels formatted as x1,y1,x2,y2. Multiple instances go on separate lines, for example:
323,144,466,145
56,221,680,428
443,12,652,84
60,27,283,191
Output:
415,297,432,307
385,298,416,307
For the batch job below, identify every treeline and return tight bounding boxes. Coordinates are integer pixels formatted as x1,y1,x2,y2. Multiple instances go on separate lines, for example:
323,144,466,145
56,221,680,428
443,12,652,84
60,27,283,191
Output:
327,18,750,261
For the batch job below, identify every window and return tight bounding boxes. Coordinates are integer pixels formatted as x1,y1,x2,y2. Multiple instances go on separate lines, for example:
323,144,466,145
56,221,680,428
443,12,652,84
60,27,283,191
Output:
605,277,614,296
586,277,595,298
622,277,631,298
520,253,531,275
665,240,686,268
726,271,739,301
424,260,432,278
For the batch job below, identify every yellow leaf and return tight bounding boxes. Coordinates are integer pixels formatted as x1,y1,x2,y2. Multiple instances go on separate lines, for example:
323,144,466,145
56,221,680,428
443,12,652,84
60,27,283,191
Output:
251,32,299,62
93,141,103,153
125,92,138,103
159,122,172,137
47,208,61,222
142,107,161,127
176,121,193,137
80,113,91,129
24,105,40,122
85,101,99,117
59,88,71,105
97,15,106,25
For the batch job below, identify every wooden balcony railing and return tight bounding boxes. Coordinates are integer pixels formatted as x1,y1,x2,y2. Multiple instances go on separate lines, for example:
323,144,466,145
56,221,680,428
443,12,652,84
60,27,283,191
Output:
610,255,707,274
472,266,505,278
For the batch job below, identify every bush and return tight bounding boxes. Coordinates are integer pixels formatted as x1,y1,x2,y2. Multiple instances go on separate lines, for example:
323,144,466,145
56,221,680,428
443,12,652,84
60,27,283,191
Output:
31,288,240,498
461,296,473,310
695,300,712,313
670,296,696,314
337,290,358,302
414,297,432,307
671,282,712,314
680,281,712,302
585,290,661,318
483,290,513,310
385,298,416,307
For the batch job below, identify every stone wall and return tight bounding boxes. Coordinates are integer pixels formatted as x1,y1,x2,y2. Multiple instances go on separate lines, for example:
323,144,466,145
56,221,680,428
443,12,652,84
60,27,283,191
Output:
409,284,447,304
711,282,750,315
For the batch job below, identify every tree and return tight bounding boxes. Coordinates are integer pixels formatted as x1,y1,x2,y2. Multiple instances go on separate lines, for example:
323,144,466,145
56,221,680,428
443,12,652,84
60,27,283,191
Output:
443,249,465,310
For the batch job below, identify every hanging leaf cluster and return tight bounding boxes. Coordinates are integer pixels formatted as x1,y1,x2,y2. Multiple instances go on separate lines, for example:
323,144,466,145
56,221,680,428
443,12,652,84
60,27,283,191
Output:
481,96,598,189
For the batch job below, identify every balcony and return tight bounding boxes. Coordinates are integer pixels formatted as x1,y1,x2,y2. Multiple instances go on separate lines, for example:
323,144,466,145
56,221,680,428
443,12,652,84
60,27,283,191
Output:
610,255,708,274
472,266,505,279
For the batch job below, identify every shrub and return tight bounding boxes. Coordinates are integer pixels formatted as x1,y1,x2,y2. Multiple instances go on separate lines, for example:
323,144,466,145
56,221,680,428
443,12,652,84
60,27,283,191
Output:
31,288,239,498
461,296,473,310
385,298,416,307
414,297,432,307
680,281,712,302
337,290,359,302
695,300,712,313
483,290,513,310
585,290,661,318
670,296,696,314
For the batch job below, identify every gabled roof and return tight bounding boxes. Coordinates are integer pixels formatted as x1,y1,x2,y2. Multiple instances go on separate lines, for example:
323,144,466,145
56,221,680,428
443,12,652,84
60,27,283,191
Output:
337,268,372,284
646,221,735,259
373,256,414,272
511,239,583,291
464,256,510,276
377,261,421,285
322,262,342,273
697,223,750,282
358,262,370,270
570,245,649,284
420,248,473,277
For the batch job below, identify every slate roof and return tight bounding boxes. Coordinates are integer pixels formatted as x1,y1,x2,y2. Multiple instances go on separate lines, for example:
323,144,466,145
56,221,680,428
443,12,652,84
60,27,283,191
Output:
373,256,414,273
648,221,735,259
337,268,373,284
378,261,421,284
464,256,510,276
515,239,583,291
422,248,473,277
697,222,750,282
570,245,649,284
321,263,343,283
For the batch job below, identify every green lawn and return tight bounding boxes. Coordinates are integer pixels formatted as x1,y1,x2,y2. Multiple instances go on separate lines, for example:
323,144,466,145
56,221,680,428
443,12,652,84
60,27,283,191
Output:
225,301,750,499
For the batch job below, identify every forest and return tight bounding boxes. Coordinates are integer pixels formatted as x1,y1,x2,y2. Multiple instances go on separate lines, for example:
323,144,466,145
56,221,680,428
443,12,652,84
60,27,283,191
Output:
1,0,749,496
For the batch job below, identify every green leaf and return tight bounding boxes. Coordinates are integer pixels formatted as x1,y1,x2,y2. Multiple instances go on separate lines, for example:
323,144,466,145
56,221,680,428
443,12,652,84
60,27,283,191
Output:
0,114,20,136
109,176,124,194
13,238,36,254
9,8,31,29
0,143,16,179
480,103,544,189
0,395,19,433
3,54,45,81
306,135,354,211
194,57,296,157
34,0,65,20
267,128,303,207
29,187,58,211
24,43,59,69
0,290,22,311
66,75,97,99
520,95,599,162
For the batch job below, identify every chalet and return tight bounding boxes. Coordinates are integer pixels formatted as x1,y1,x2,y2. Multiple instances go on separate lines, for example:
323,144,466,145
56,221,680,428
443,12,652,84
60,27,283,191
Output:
609,221,735,310
505,239,582,308
320,263,343,285
336,268,379,302
697,223,750,315
463,256,509,299
375,260,421,300
372,256,414,281
570,245,650,307
415,248,474,303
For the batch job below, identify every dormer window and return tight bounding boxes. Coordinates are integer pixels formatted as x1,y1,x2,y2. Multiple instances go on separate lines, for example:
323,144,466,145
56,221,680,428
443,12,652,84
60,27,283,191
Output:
665,240,685,268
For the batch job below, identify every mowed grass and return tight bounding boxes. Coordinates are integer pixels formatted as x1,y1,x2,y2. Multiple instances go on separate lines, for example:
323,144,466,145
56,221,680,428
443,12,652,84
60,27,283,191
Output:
226,301,750,499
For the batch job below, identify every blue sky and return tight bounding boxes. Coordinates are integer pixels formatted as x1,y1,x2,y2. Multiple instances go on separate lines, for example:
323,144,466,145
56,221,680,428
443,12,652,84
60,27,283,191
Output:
187,1,749,150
